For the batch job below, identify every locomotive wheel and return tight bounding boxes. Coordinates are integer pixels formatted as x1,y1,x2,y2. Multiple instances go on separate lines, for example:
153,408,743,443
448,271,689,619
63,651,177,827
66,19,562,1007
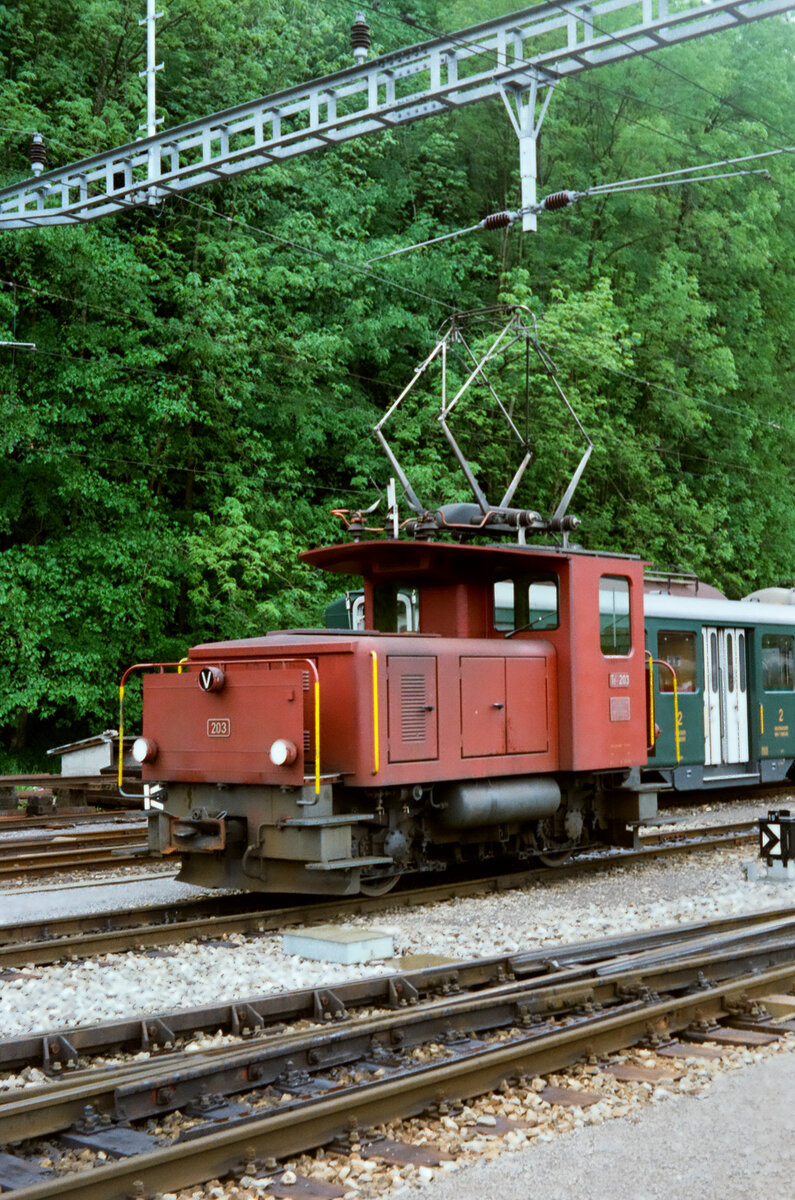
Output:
359,872,402,897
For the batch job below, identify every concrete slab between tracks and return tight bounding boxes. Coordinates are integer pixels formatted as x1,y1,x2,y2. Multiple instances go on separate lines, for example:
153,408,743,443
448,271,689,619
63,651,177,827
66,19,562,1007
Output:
283,924,394,963
407,1048,795,1200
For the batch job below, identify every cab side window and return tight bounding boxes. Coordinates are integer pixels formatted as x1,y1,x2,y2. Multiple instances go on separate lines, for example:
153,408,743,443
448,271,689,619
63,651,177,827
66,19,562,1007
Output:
600,576,631,656
494,576,559,634
371,584,419,632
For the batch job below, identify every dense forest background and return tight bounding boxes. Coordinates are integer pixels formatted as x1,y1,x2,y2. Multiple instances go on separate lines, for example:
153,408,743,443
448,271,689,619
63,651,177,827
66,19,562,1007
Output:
0,1,792,768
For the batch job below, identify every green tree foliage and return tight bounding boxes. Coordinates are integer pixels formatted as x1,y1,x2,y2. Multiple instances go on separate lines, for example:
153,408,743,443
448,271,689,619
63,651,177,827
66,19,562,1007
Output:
0,1,792,765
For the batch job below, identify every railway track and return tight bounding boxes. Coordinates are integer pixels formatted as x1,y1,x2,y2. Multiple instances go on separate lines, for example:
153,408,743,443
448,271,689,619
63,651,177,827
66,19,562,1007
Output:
0,823,150,881
0,908,793,1198
0,819,759,968
0,811,143,833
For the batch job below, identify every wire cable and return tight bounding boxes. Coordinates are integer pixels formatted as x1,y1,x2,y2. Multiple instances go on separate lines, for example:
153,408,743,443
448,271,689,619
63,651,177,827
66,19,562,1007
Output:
169,191,457,313
367,148,786,262
545,0,793,146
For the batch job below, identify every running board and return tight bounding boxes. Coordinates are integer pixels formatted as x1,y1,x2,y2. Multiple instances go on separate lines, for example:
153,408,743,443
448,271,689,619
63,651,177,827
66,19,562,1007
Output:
279,814,374,828
670,763,763,791
305,855,394,872
704,772,761,783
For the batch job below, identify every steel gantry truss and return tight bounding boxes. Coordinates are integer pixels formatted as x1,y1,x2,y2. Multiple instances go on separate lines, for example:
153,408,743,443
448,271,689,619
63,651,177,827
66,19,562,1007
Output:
0,0,790,231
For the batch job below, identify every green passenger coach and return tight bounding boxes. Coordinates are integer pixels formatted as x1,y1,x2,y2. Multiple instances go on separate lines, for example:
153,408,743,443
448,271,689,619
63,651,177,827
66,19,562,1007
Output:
644,590,795,791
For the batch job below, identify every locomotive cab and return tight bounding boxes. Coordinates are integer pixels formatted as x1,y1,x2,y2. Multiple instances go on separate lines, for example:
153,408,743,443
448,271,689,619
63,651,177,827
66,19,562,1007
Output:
137,539,652,895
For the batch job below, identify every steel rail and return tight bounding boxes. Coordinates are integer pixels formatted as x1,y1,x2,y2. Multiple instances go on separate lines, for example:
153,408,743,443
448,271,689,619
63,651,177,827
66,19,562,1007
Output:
0,831,151,881
2,918,795,1139
3,952,795,1199
2,905,792,1079
638,819,757,841
0,820,759,966
0,827,146,853
0,812,143,832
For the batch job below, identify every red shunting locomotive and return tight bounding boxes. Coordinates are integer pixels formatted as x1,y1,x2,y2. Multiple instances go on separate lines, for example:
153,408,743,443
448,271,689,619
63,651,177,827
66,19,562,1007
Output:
134,538,651,894
130,307,658,896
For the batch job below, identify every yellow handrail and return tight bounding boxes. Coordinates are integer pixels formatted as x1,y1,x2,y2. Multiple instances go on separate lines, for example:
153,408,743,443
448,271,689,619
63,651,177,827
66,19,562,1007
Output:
314,674,321,796
370,650,380,775
118,682,125,789
645,651,655,749
648,656,681,764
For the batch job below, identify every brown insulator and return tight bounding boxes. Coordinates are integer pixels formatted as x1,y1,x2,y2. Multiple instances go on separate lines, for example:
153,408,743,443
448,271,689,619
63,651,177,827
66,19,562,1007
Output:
481,211,513,230
541,190,576,211
30,133,47,177
351,11,371,63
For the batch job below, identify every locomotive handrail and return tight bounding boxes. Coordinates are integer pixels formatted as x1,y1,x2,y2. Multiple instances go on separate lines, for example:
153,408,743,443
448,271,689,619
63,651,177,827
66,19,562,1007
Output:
646,654,681,764
370,650,380,776
646,651,655,751
118,656,322,796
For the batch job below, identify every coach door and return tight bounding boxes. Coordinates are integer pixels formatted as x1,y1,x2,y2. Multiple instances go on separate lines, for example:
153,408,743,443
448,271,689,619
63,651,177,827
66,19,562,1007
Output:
702,627,749,765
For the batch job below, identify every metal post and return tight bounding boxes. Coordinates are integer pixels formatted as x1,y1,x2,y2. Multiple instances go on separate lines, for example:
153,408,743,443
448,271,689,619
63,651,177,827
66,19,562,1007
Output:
386,479,399,539
499,79,557,233
139,0,164,195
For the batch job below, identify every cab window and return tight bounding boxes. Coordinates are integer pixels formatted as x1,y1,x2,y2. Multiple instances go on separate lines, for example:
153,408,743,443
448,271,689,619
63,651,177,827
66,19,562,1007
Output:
657,630,697,692
371,584,418,632
600,576,631,656
494,576,559,634
762,634,795,690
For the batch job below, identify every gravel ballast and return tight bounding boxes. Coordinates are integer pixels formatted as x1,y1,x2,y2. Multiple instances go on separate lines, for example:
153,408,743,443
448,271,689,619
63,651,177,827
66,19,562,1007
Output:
1,797,794,1199
0,839,792,1037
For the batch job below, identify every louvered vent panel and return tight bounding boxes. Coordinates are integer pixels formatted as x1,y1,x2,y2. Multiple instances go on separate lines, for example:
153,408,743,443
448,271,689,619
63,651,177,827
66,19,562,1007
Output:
303,729,311,755
302,671,310,692
401,674,426,742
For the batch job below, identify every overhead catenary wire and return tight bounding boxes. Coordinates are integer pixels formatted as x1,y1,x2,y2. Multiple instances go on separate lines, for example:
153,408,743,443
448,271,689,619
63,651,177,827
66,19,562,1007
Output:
2,303,783,445
168,192,456,313
545,0,794,147
0,276,420,393
535,337,783,431
367,147,789,264
1,264,784,438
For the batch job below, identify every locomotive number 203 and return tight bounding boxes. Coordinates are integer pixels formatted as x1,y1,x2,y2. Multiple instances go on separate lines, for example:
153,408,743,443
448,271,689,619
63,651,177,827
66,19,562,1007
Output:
207,718,231,738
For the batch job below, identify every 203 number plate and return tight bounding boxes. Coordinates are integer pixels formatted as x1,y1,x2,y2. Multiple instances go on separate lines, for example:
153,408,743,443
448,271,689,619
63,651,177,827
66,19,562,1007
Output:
207,718,231,738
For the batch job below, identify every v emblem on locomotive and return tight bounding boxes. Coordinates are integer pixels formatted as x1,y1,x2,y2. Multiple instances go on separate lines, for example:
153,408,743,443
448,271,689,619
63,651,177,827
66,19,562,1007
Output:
123,307,795,895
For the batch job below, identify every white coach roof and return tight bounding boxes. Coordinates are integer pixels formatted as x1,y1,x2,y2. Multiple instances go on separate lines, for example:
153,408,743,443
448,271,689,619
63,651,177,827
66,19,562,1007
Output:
643,593,795,628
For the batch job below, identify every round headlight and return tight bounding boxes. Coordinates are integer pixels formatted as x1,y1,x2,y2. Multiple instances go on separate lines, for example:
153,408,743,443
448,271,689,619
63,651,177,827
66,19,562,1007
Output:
132,736,158,764
269,738,297,766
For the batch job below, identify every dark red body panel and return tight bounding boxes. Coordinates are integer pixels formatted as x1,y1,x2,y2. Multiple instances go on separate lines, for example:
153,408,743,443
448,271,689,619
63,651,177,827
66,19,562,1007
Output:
141,540,647,790
548,553,647,771
142,666,306,785
301,540,649,775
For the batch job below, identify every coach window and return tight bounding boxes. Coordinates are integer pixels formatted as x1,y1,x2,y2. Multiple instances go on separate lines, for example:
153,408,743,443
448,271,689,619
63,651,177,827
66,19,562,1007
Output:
657,630,697,692
599,575,631,656
494,576,559,635
738,631,747,693
762,633,795,690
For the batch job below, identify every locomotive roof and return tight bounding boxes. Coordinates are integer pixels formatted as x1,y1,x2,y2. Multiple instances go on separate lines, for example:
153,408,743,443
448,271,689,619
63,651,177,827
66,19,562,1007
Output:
300,539,639,581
